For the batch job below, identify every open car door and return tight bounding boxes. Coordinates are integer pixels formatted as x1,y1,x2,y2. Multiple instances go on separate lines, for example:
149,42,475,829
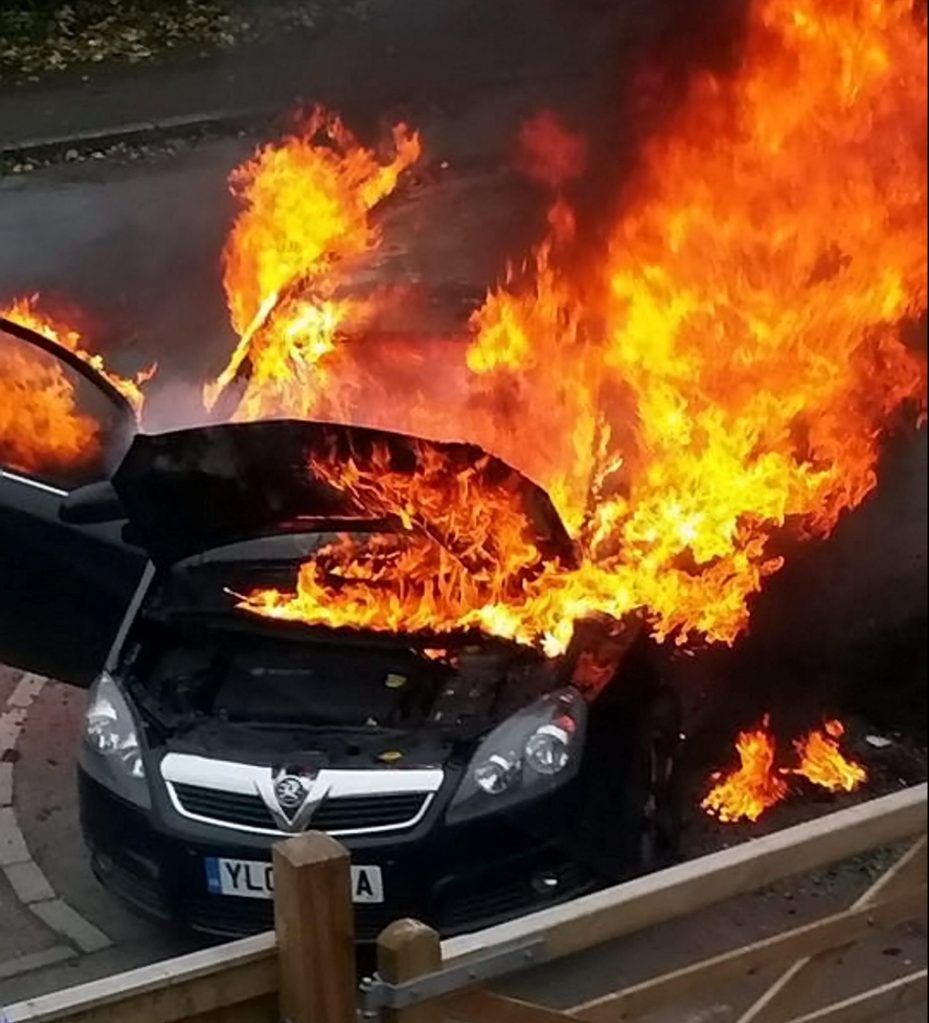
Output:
0,316,144,685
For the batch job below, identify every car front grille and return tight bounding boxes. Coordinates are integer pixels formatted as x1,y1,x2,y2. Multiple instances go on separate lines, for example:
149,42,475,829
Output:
314,793,430,830
172,784,277,829
437,859,595,932
186,891,275,936
170,782,429,834
185,892,398,941
91,850,171,921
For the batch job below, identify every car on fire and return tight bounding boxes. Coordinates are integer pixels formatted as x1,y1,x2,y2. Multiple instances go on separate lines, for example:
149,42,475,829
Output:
0,317,683,938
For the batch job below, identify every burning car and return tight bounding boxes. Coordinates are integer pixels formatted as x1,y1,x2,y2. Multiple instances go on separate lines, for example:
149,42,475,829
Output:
4,0,924,933
0,316,683,938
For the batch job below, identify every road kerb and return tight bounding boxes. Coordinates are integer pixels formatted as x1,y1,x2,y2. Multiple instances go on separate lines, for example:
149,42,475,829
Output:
0,764,12,807
0,945,77,982
30,901,112,955
0,105,277,162
4,861,56,905
0,808,30,867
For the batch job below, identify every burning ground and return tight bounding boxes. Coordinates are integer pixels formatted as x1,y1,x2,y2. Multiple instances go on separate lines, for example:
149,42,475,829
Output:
2,0,927,818
701,717,868,824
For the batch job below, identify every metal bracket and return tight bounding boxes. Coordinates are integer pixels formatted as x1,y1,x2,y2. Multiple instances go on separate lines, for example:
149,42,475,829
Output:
357,937,546,1017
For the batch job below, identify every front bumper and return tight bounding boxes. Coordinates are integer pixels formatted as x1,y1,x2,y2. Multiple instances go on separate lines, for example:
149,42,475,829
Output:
78,768,600,939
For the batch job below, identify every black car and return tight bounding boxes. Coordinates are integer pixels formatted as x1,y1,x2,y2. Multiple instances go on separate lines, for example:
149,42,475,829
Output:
0,317,682,939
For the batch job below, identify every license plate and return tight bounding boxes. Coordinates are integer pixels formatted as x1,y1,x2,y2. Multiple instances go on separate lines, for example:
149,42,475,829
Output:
204,856,384,903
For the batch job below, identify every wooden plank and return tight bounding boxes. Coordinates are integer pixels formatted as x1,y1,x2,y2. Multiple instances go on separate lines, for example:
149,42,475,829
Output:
273,832,356,1023
183,995,278,1023
442,785,927,966
737,835,928,1023
377,918,444,1023
568,885,925,1022
447,990,576,1022
2,933,277,1023
784,968,927,1023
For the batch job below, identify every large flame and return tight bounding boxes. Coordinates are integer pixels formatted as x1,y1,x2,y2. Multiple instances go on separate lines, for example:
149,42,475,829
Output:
463,0,928,645
237,438,573,649
204,107,421,419
0,296,152,476
230,0,927,653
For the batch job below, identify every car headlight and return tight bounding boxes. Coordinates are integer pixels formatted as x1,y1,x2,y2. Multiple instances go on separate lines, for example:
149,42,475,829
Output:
446,688,586,824
79,671,150,808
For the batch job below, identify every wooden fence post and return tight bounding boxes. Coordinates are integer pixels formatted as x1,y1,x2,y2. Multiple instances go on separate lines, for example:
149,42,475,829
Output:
377,918,444,1023
273,831,356,1023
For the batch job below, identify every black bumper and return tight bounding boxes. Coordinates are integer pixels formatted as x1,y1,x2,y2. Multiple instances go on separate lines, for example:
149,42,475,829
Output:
78,769,600,940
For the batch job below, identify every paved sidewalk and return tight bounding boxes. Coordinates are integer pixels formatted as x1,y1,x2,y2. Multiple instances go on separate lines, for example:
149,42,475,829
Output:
0,667,194,1002
0,669,95,989
0,0,630,155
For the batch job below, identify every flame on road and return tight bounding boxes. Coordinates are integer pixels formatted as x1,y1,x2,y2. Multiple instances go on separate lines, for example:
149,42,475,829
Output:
794,719,868,793
703,716,868,823
702,716,790,823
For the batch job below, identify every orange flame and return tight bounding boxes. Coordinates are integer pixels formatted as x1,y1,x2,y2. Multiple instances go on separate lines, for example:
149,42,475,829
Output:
0,296,152,477
463,0,928,644
704,716,868,824
2,295,152,411
204,107,421,419
794,719,867,792
236,438,576,650
701,716,790,823
232,0,927,653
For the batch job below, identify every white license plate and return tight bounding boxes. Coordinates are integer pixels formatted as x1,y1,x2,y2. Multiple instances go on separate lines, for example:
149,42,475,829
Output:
205,856,384,903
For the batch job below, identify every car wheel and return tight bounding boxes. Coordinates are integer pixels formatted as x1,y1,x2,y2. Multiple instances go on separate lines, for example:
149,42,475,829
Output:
570,674,683,881
630,686,684,873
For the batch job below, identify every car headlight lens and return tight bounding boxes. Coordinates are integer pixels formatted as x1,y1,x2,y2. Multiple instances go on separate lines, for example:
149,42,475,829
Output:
474,753,521,794
447,688,586,824
80,671,150,807
525,723,572,775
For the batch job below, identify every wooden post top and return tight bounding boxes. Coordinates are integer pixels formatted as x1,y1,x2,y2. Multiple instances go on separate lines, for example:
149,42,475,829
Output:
273,830,349,868
378,918,443,1023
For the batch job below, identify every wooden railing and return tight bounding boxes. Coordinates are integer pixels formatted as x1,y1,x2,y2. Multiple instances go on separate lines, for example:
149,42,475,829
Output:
3,783,926,1023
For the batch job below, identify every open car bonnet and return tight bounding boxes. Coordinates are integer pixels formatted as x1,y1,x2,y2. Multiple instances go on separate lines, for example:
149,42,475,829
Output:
67,420,576,567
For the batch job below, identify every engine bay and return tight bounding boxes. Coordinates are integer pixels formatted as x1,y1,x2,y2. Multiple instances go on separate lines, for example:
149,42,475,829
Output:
115,547,640,768
121,608,559,767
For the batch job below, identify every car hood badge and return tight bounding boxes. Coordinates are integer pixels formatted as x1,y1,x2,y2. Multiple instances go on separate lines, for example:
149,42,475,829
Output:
274,774,311,813
268,761,326,831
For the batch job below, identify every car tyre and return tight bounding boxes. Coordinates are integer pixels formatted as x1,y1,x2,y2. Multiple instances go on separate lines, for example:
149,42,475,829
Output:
626,684,684,874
